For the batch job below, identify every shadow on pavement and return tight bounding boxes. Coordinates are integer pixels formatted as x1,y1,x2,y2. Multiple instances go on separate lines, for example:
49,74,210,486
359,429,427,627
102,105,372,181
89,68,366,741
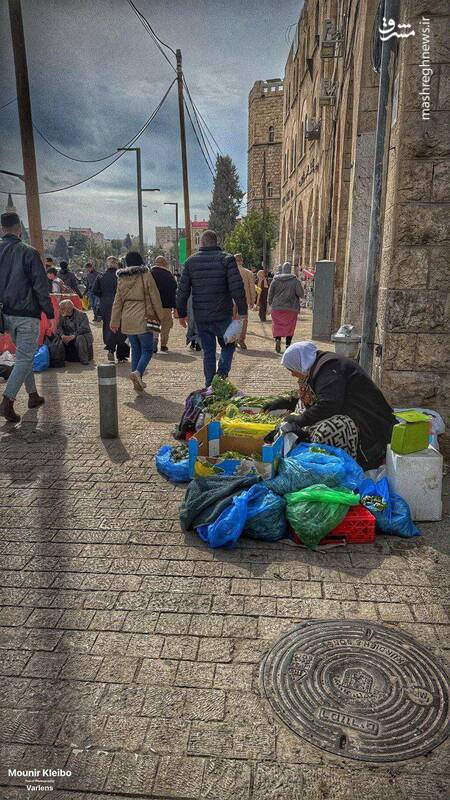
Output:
125,394,185,423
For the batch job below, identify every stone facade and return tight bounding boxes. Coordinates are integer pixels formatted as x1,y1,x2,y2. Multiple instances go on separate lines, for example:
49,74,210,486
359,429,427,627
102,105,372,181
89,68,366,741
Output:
375,0,450,454
155,225,178,254
275,0,448,452
247,79,284,221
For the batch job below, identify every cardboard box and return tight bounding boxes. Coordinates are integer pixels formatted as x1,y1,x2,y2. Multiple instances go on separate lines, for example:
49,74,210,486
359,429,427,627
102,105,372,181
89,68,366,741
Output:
188,421,283,479
391,411,431,455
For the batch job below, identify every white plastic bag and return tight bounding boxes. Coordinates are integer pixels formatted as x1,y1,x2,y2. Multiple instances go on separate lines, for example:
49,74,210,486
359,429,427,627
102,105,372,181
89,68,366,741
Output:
223,319,243,344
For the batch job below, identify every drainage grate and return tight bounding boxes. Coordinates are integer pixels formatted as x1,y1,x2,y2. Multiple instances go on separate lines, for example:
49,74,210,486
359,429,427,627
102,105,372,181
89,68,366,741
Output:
260,619,450,762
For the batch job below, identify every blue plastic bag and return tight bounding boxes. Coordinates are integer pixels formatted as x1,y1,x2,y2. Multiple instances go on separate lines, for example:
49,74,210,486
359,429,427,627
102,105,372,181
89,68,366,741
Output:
359,476,420,538
33,344,50,373
289,442,364,491
197,490,250,548
266,452,345,496
155,445,190,483
245,485,287,542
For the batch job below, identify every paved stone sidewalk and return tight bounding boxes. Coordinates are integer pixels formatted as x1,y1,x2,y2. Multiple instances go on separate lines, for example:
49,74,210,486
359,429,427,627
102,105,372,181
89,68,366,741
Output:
0,311,448,800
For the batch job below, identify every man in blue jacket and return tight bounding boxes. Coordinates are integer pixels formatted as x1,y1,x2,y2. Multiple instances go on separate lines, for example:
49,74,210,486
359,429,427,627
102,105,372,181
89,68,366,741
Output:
0,212,54,422
176,229,247,386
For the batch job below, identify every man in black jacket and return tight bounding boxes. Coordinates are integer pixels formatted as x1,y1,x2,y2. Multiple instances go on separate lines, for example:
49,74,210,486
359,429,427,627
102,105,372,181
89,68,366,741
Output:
151,255,177,353
93,256,129,362
58,261,82,298
0,212,54,422
176,230,247,386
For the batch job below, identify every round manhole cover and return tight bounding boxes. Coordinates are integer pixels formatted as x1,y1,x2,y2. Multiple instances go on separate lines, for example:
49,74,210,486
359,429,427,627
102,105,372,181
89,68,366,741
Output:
260,620,450,762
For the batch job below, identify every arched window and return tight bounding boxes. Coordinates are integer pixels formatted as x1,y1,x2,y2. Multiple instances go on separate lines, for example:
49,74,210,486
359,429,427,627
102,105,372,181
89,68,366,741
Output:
267,181,273,198
195,232,200,246
300,100,307,157
268,125,274,143
315,1,320,39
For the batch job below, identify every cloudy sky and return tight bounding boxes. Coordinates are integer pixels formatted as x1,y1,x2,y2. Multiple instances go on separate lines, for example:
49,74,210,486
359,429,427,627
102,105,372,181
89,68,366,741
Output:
0,0,301,241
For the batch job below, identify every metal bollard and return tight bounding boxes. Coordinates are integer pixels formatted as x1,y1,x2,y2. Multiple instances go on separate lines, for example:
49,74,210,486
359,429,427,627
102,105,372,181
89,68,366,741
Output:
98,363,119,439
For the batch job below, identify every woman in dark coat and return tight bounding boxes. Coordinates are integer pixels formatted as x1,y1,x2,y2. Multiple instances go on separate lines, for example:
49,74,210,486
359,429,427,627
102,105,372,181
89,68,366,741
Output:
265,341,396,470
93,257,129,362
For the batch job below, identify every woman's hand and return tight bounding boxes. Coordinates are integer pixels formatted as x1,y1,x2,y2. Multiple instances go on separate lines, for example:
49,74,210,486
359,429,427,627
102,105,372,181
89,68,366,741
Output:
110,326,119,334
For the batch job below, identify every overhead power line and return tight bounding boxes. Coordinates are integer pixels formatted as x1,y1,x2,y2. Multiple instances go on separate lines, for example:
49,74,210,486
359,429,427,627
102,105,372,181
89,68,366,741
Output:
32,77,176,163
127,0,176,72
183,98,215,178
183,89,216,173
0,79,175,196
0,97,17,112
183,78,222,158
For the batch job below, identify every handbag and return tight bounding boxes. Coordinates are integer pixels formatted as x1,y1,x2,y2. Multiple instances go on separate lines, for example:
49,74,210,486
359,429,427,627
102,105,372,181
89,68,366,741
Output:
140,273,161,334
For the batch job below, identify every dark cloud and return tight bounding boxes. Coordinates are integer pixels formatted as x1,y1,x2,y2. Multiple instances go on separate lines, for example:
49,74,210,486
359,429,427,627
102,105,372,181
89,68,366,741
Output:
0,0,301,239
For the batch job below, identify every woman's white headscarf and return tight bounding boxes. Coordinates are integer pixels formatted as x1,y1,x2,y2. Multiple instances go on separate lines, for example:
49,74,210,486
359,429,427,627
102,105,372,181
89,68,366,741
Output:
281,341,317,374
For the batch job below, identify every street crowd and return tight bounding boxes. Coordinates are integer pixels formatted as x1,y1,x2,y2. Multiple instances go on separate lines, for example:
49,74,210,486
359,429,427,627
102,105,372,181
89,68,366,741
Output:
0,210,396,469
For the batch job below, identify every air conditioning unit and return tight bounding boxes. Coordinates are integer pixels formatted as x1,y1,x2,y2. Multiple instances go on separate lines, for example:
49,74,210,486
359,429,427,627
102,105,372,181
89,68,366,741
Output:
319,79,337,106
321,18,341,59
305,119,321,140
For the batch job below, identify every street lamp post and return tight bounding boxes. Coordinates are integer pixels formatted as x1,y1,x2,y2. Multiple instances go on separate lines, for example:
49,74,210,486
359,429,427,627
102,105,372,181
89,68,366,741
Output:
142,189,160,262
164,202,179,274
117,147,145,257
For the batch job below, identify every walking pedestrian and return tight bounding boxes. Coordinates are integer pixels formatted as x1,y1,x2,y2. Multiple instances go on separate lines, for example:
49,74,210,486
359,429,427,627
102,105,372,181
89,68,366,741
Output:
256,268,269,322
151,255,177,353
92,256,129,362
234,253,256,350
0,211,54,422
176,229,247,387
58,261,82,298
267,261,304,353
83,261,101,320
110,251,163,393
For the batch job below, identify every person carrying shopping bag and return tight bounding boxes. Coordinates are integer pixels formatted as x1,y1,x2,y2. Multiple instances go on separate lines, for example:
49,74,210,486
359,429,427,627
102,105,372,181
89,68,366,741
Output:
110,251,163,393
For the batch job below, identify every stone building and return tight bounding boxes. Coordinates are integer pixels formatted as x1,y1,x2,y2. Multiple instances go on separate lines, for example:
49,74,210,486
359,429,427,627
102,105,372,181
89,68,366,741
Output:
276,0,449,451
155,225,177,254
191,219,208,249
247,78,284,220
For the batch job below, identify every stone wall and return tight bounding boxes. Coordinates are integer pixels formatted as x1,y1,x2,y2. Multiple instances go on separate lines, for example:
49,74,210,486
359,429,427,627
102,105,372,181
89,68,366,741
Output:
376,0,450,454
247,79,284,221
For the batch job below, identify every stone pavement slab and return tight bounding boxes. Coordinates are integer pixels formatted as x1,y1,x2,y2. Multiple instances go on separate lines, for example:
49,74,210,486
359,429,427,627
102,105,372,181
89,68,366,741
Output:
0,310,449,799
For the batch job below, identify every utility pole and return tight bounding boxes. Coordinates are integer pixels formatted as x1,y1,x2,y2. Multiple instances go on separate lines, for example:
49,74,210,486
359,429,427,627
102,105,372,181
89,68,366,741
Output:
262,150,267,271
117,147,144,257
164,202,179,274
176,49,192,258
136,147,144,258
8,0,44,256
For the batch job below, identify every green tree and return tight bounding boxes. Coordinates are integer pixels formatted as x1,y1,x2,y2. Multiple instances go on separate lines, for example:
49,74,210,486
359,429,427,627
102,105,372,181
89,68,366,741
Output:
110,239,123,255
53,235,68,261
224,209,278,268
208,155,243,245
69,231,88,254
123,233,132,250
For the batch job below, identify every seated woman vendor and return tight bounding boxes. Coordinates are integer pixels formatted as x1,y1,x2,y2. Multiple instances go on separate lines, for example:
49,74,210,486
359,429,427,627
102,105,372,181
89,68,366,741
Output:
264,341,396,470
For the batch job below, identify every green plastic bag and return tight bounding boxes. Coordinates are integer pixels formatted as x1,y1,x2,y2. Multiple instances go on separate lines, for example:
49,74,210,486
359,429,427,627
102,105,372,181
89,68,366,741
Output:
285,485,360,549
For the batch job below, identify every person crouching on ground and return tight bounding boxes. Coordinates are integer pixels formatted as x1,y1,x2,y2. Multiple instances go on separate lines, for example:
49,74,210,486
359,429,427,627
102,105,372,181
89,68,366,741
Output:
176,229,247,387
151,255,177,353
267,261,303,354
264,341,396,470
110,251,163,393
234,253,256,350
57,300,94,365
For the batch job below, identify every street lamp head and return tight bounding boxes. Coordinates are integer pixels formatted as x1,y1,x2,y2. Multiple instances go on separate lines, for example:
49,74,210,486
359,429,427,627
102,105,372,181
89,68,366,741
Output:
142,188,161,192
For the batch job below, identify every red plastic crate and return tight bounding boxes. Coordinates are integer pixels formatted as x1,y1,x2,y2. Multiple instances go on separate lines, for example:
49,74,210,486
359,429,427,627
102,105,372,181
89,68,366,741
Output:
324,505,376,544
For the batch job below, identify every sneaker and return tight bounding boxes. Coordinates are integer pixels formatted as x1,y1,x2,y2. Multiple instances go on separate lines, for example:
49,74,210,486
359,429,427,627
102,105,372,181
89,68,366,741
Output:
107,352,115,362
129,371,144,392
238,341,247,350
160,345,169,353
195,343,201,352
275,340,281,354
0,396,21,423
